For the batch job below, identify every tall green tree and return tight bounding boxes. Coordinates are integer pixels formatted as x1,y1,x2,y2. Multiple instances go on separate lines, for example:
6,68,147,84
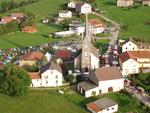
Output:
0,63,31,96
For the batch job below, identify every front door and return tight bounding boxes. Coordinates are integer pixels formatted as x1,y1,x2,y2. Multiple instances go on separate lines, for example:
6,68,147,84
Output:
108,87,113,92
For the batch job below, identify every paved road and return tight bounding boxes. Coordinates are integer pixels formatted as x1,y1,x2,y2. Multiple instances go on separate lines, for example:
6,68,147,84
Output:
125,87,150,107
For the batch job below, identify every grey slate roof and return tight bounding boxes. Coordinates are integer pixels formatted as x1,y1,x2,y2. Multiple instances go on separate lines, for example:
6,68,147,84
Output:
78,81,98,91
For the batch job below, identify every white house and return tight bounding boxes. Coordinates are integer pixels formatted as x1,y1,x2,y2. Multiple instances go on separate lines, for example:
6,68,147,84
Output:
59,10,72,18
28,60,63,87
28,72,41,87
40,61,63,87
143,0,150,6
87,97,118,113
88,18,105,34
78,67,124,98
122,39,138,52
76,3,91,14
119,51,150,76
69,22,85,35
68,1,76,8
54,30,75,37
122,38,150,52
117,0,134,7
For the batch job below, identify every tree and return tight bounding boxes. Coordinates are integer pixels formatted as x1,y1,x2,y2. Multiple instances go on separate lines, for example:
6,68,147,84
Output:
65,75,74,83
0,63,31,96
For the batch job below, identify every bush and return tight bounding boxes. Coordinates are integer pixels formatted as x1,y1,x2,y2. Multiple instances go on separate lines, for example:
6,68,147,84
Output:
65,75,74,83
0,63,31,96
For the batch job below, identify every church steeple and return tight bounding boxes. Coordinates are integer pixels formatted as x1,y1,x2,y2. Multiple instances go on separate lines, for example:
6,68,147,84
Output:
81,13,92,73
85,13,89,37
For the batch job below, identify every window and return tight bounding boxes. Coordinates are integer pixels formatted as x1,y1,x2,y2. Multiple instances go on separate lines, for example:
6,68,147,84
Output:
107,109,109,111
112,108,114,110
56,80,58,84
45,80,48,84
45,76,48,79
85,45,87,48
56,75,58,79
126,47,127,50
85,52,87,56
51,71,53,74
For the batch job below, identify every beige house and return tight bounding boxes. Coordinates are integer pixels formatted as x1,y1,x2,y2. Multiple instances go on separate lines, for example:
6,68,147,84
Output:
143,0,150,6
78,67,124,98
119,51,150,76
19,51,44,67
117,0,134,7
59,10,72,18
87,97,118,113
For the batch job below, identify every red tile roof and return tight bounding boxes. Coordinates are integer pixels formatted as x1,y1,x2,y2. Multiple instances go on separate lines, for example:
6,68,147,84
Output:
21,26,37,33
28,72,41,79
1,17,13,23
20,51,44,61
119,51,150,63
55,49,72,60
88,18,105,27
87,103,102,112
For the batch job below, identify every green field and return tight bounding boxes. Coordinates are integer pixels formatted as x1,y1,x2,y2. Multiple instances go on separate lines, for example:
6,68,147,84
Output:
95,0,150,41
0,0,149,49
0,89,148,113
0,0,68,49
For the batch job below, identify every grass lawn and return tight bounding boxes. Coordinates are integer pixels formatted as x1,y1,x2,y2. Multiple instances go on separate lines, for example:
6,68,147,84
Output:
95,0,150,41
0,89,149,113
0,90,88,113
94,39,109,54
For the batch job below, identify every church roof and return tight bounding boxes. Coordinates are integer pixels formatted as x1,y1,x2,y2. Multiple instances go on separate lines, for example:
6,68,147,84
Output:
91,44,99,59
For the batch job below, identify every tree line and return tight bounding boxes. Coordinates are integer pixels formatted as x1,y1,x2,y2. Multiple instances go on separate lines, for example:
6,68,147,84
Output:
0,0,38,13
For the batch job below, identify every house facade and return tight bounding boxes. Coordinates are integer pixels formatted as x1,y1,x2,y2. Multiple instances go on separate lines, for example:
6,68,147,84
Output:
28,61,63,87
28,72,41,87
117,0,134,7
86,97,118,113
143,0,150,6
19,51,44,67
122,38,150,52
76,3,91,14
78,67,124,98
122,40,138,52
59,10,72,18
119,51,150,76
88,19,105,34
